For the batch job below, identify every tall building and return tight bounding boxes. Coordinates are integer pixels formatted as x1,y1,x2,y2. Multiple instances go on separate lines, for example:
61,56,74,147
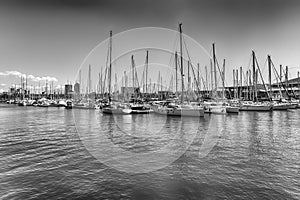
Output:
64,84,73,96
74,82,80,95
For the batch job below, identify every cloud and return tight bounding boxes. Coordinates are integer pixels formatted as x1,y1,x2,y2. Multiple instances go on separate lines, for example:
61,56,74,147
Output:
0,70,58,82
0,83,6,87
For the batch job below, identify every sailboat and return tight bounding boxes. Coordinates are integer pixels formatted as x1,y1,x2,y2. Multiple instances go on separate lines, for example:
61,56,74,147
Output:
102,30,132,115
203,44,229,114
239,51,272,111
129,52,153,114
266,56,291,110
152,23,204,117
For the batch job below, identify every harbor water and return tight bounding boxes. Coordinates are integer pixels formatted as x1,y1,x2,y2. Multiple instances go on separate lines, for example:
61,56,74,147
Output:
0,104,299,199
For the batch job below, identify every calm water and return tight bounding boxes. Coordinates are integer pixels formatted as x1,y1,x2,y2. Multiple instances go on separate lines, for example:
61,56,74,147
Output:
0,104,299,200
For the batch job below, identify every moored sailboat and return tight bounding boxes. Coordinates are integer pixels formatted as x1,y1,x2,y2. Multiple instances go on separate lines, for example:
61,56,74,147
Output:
152,23,204,117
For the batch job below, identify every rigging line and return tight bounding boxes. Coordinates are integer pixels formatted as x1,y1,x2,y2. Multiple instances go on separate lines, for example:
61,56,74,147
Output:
182,37,201,96
254,56,271,101
102,39,111,94
288,70,297,97
167,32,180,68
270,59,291,98
182,36,203,95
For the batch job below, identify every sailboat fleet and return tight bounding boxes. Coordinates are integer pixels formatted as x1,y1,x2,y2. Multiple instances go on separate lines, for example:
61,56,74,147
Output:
8,23,300,115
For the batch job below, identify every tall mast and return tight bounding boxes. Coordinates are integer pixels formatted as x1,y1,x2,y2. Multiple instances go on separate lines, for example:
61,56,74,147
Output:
175,52,178,95
285,66,288,95
131,55,135,89
246,70,249,100
88,64,91,95
197,63,200,92
298,71,300,98
280,64,283,98
146,50,148,94
248,70,251,100
125,71,128,100
268,55,272,100
188,60,190,93
79,69,82,94
179,23,184,103
233,69,235,99
212,43,217,98
100,67,103,97
210,59,213,98
25,74,27,98
108,30,112,101
252,51,256,101
157,71,161,93
222,59,225,99
205,66,208,96
236,68,239,99
240,66,242,99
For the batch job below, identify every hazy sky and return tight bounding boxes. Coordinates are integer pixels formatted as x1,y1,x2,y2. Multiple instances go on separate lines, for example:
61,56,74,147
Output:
1,0,300,91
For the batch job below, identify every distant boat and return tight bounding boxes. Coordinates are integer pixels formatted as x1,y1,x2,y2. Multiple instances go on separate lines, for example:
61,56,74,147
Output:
153,103,204,117
18,100,27,106
102,104,132,114
239,101,272,111
37,98,50,107
203,102,227,114
225,100,239,113
57,100,67,107
37,102,50,107
73,102,96,109
130,104,153,114
272,100,291,110
65,100,73,109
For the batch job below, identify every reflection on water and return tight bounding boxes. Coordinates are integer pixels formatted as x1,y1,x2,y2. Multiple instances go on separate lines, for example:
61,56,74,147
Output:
0,104,299,199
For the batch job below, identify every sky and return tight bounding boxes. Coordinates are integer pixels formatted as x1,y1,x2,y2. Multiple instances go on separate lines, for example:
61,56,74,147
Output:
1,0,300,92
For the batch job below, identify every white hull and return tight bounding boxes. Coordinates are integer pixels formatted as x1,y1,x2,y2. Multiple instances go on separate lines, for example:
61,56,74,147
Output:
73,105,95,110
272,103,290,110
226,106,239,113
289,103,298,109
204,106,227,114
239,105,272,111
153,106,204,117
102,107,132,115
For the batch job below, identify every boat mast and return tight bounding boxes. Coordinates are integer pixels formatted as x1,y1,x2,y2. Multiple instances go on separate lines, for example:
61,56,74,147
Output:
210,59,213,98
246,70,249,100
280,65,283,99
298,71,300,99
175,51,178,95
252,51,256,102
268,55,272,101
212,43,217,99
108,30,112,102
205,65,208,97
179,23,184,103
222,59,225,100
88,64,91,95
188,60,190,100
240,67,242,99
131,55,135,99
236,68,239,99
233,69,235,99
146,50,149,94
197,63,200,95
100,67,102,98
